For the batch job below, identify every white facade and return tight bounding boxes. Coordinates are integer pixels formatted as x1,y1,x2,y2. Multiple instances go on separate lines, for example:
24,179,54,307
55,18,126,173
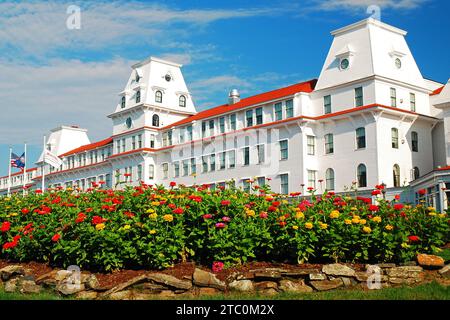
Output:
1,18,449,206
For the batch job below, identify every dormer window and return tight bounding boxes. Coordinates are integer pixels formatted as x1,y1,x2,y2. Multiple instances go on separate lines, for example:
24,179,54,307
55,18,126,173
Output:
136,90,141,104
340,58,349,70
165,74,172,82
155,90,163,103
335,45,354,71
121,96,126,108
395,58,402,69
179,95,186,107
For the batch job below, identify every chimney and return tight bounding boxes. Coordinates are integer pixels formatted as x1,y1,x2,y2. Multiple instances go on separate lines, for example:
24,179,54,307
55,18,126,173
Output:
228,89,240,105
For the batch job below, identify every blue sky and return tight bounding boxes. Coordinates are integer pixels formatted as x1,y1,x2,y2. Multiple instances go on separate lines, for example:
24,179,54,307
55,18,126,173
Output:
0,0,449,176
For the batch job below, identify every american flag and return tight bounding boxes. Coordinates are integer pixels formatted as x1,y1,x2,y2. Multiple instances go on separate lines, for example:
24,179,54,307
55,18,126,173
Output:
11,152,25,170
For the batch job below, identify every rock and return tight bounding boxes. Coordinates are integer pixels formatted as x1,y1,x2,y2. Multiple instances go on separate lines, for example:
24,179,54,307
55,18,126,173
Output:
0,265,27,281
399,261,417,266
134,282,167,292
55,270,73,282
249,268,287,273
56,282,86,295
228,280,254,292
355,271,388,283
108,290,133,300
322,264,356,277
84,274,100,290
20,280,41,294
158,290,176,298
282,269,320,277
147,273,192,290
417,254,445,268
341,277,358,287
438,264,450,278
132,292,157,300
76,291,98,300
260,288,278,296
235,272,255,280
386,266,424,284
198,287,219,296
4,278,20,293
310,278,343,291
309,273,327,281
253,270,281,280
278,280,313,293
103,275,148,296
254,281,278,291
365,263,395,269
36,270,60,287
193,268,226,291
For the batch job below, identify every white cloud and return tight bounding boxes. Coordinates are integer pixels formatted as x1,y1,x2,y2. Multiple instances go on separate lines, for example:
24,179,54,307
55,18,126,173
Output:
313,0,428,11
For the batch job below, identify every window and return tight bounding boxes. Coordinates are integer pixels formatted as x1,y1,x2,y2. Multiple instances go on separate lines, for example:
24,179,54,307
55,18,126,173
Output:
162,132,168,147
150,135,155,148
324,134,334,154
393,164,400,187
179,128,185,144
155,90,162,103
256,107,263,125
202,156,208,173
168,130,173,146
210,154,216,172
230,114,237,130
307,136,315,155
162,163,168,179
136,90,141,104
179,95,186,107
356,127,366,149
219,152,226,170
391,128,399,149
390,88,397,107
357,164,367,188
274,102,282,121
243,180,251,193
325,168,335,190
209,120,214,136
228,150,236,168
410,93,416,112
121,96,126,108
257,144,265,164
285,100,293,118
413,166,420,180
411,131,418,152
137,165,142,181
135,72,140,83
307,170,316,189
182,160,189,176
122,139,126,152
187,125,193,141
257,176,265,187
219,117,225,133
246,110,253,127
152,114,159,127
174,162,180,177
280,174,289,194
190,158,196,175
280,140,288,160
243,147,250,166
132,136,136,150
324,95,331,114
355,87,363,107
202,121,207,138
149,164,155,179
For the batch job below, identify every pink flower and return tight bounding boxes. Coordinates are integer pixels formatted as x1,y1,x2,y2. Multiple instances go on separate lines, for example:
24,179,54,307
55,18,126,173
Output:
222,216,231,222
212,261,224,273
215,222,226,229
259,212,268,219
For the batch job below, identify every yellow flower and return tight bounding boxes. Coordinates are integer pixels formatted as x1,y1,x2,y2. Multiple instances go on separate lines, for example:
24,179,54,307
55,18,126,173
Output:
294,207,301,212
282,200,288,205
344,219,352,225
149,229,157,235
149,213,158,219
429,212,437,216
278,215,286,221
304,222,313,229
246,210,256,217
151,201,160,206
292,225,299,230
352,218,360,224
123,224,131,230
385,225,394,231
350,207,358,211
359,219,367,225
401,242,410,248
329,210,340,219
146,208,155,213
10,213,18,217
319,222,328,230
439,213,446,218
163,214,173,222
96,223,105,231
372,216,382,223
427,206,435,211
295,212,305,219
362,226,372,234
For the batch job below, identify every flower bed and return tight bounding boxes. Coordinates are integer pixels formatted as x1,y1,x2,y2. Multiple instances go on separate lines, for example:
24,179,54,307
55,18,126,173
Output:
0,182,449,272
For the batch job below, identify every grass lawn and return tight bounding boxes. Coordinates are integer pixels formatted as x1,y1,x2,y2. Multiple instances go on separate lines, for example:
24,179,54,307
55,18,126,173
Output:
0,281,448,300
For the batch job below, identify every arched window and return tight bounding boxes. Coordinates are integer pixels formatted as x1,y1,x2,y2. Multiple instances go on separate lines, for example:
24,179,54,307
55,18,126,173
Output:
325,168,335,190
356,127,366,149
179,95,186,107
152,114,160,127
155,90,163,103
411,131,418,152
413,166,420,180
393,164,400,187
391,128,399,149
121,96,125,109
357,164,367,188
136,90,141,103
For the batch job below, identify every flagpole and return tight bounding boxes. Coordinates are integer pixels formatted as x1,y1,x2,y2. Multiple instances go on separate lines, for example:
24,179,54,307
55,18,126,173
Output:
7,147,12,197
23,142,27,196
42,135,46,192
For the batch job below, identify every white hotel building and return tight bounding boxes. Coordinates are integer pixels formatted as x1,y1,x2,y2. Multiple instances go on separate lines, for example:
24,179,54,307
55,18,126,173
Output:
1,18,450,209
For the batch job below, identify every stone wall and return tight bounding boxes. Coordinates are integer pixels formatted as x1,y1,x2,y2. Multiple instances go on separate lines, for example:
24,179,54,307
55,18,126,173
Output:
0,254,449,299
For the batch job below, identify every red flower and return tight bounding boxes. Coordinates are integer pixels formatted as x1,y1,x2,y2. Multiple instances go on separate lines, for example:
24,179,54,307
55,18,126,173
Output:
394,203,404,210
222,216,231,222
279,221,287,227
368,205,379,212
1,221,11,233
394,194,401,200
408,235,420,242
371,190,381,196
168,203,176,209
92,216,106,225
21,208,30,215
124,173,132,177
221,200,231,206
268,206,277,212
35,189,42,194
172,208,184,215
51,234,61,242
170,181,177,187
202,214,212,219
75,213,86,223
124,211,135,218
212,261,224,273
418,189,426,196
259,212,268,219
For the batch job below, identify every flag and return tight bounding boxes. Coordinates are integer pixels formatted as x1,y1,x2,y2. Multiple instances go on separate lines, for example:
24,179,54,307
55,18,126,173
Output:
43,149,63,168
11,152,25,170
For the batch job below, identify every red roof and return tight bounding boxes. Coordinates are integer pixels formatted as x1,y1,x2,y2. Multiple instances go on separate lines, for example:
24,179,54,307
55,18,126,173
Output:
430,86,444,96
0,167,37,180
60,137,113,157
164,79,317,129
